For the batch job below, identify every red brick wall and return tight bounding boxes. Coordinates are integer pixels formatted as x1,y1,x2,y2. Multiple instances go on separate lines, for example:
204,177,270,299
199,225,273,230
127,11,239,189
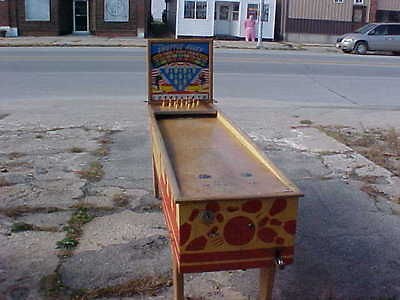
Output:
17,0,61,35
0,0,10,26
369,0,378,22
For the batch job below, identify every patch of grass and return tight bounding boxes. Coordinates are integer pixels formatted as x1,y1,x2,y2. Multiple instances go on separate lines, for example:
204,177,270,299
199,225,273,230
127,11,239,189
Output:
69,147,85,153
318,126,400,177
8,152,25,160
112,193,130,207
11,222,34,232
299,119,313,125
0,206,62,217
78,161,104,182
92,145,109,157
0,177,11,187
39,273,66,298
76,276,172,299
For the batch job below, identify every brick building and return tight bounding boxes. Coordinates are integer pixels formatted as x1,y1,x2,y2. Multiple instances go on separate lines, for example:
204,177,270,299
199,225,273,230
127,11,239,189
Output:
0,0,150,37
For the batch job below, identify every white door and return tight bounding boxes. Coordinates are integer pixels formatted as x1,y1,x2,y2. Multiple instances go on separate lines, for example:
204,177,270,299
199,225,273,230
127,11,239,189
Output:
214,2,231,36
73,0,89,33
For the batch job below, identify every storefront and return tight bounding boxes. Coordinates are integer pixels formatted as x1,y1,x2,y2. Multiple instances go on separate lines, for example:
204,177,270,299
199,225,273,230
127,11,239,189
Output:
173,0,276,39
1,0,149,36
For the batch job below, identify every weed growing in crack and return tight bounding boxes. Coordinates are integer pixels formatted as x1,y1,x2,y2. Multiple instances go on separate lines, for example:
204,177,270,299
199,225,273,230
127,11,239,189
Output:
69,147,85,153
39,273,66,298
56,237,79,250
77,161,104,182
0,206,62,218
112,193,130,207
92,146,110,157
11,222,34,232
76,276,172,298
0,177,11,187
300,119,313,125
8,152,25,160
57,208,94,253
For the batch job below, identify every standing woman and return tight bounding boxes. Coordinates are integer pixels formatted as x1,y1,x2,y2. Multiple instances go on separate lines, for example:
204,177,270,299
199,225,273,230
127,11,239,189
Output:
244,15,256,42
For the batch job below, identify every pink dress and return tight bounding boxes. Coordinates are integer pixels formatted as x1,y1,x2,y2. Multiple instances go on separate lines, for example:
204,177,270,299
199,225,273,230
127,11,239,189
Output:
244,18,256,42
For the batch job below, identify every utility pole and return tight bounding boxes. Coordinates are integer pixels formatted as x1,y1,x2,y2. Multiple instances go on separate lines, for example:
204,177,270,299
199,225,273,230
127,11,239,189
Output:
256,0,263,48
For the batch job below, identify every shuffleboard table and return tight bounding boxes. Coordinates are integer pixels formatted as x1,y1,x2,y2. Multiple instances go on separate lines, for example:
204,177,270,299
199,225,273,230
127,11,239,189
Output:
147,39,303,300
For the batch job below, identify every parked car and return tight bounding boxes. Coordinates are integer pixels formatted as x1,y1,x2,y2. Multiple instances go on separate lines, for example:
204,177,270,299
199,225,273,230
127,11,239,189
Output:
336,23,400,55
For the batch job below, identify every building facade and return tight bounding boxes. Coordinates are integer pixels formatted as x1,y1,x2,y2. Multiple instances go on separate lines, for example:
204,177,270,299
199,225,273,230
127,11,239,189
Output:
373,0,400,22
278,0,371,43
0,0,149,37
168,0,276,39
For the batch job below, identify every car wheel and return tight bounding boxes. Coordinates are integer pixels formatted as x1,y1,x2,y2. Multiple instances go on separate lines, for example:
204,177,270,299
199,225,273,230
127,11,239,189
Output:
354,42,368,55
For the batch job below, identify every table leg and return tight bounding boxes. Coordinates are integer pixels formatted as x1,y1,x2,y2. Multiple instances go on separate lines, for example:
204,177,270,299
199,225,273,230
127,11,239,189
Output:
259,264,276,300
173,260,184,300
152,156,160,199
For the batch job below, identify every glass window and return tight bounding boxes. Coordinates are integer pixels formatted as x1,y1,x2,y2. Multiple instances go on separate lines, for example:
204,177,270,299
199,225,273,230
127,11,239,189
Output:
388,25,400,36
184,1,195,19
196,1,207,19
185,0,206,19
232,3,239,21
354,0,363,4
353,8,363,22
247,4,258,19
262,4,269,22
373,25,389,36
219,5,229,20
25,0,50,21
104,0,129,22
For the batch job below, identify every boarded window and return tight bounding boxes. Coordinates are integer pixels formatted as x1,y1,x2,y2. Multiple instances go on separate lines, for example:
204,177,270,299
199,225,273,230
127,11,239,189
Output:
25,0,50,21
104,0,129,22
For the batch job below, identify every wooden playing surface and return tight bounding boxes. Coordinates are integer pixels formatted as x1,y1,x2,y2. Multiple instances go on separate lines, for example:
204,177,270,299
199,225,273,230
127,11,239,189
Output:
157,116,295,201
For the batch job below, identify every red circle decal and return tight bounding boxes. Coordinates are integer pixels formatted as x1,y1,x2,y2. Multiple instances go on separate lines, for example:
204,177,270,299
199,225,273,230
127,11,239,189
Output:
223,216,255,246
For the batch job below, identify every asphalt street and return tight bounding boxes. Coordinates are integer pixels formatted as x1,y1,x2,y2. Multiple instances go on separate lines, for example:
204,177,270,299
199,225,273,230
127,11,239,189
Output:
1,47,400,106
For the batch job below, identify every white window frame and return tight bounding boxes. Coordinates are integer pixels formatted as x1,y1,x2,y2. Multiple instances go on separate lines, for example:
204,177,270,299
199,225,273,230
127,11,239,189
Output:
184,0,207,20
354,0,364,5
334,0,344,4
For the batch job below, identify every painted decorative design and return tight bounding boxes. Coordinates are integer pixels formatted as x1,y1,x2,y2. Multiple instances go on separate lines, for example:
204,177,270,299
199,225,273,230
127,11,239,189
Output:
178,198,297,253
104,0,129,22
149,41,211,101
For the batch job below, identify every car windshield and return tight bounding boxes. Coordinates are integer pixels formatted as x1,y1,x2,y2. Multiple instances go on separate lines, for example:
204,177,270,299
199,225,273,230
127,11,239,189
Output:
354,24,376,34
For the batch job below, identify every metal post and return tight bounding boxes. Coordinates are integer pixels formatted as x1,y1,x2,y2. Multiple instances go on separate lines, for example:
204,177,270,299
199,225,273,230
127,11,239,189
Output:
256,0,263,48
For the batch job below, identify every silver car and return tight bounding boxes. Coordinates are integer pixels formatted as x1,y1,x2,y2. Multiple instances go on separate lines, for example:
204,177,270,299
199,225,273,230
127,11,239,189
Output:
336,23,400,55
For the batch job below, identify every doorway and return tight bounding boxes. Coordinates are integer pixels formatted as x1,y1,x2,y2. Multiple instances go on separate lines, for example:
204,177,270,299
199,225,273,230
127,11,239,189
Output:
73,0,89,33
214,2,240,37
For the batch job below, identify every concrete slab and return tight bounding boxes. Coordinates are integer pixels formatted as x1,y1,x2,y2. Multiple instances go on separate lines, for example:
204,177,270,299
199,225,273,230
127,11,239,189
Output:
0,231,64,299
76,210,167,253
59,235,170,290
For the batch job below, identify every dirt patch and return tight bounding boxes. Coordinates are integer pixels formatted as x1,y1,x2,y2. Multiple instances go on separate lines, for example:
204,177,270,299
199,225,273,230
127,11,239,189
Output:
319,126,400,176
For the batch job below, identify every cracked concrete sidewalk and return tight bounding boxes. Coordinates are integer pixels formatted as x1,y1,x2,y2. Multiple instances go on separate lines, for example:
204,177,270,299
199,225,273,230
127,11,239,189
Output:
0,98,400,299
